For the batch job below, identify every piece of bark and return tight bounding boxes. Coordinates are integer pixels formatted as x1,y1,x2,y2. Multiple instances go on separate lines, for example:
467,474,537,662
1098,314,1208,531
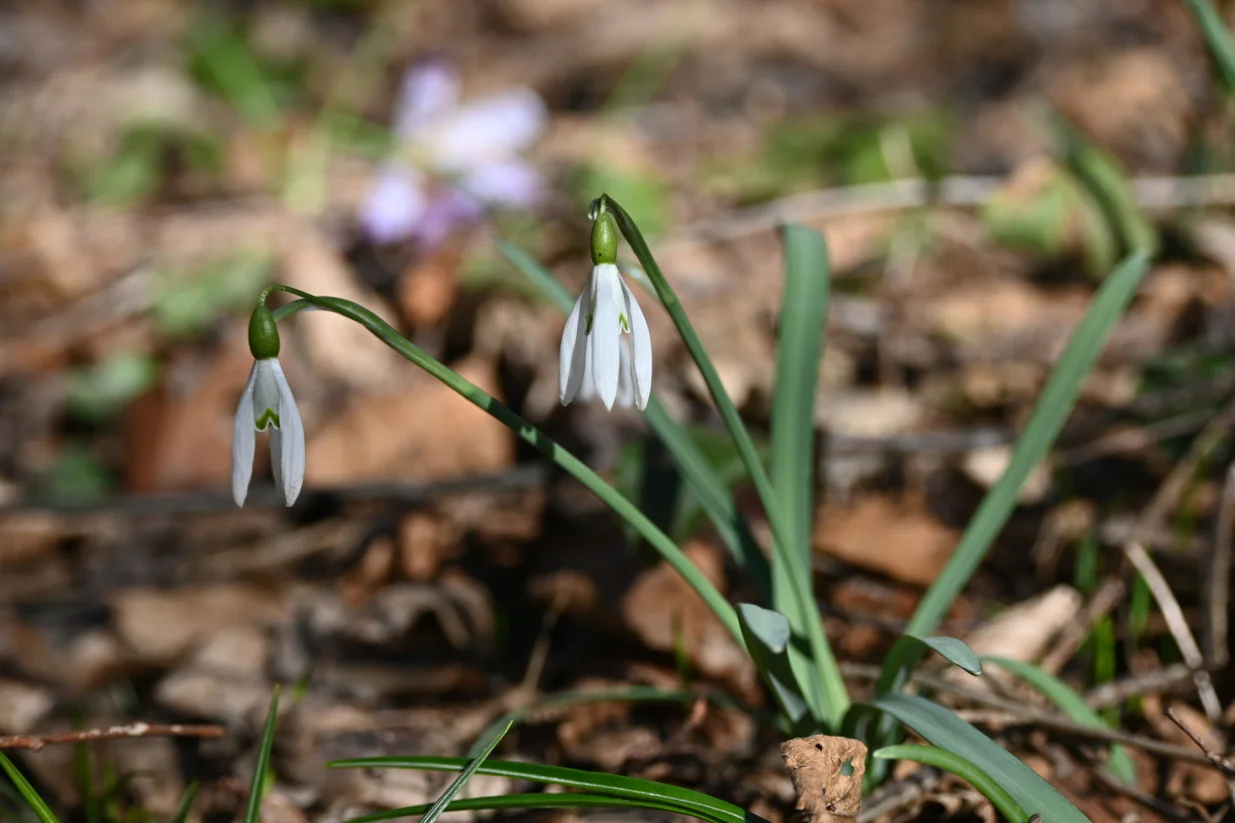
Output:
781,735,867,821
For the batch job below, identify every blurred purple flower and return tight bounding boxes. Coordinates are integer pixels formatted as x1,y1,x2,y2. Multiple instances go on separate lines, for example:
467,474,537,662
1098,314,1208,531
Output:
359,60,547,247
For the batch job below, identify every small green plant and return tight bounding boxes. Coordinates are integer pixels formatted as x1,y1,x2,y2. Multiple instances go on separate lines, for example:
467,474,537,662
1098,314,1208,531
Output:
216,189,1153,818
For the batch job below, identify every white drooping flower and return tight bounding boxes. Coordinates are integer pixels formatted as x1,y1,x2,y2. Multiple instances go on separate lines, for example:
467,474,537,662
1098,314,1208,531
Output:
232,306,305,507
558,210,652,410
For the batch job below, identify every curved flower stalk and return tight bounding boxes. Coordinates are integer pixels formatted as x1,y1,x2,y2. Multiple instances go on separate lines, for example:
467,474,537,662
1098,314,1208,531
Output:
232,304,305,506
359,59,547,248
558,210,652,410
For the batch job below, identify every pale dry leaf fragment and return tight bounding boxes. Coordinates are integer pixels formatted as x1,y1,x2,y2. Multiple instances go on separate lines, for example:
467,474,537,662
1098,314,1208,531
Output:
781,735,867,821
949,584,1081,689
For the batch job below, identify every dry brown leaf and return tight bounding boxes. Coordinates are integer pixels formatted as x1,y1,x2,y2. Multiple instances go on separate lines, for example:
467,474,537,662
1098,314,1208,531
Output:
814,494,959,587
0,513,61,567
621,541,754,694
305,355,513,486
123,335,253,494
281,228,404,389
111,583,286,665
781,735,867,821
342,535,396,607
1048,48,1192,170
399,511,457,581
397,249,460,328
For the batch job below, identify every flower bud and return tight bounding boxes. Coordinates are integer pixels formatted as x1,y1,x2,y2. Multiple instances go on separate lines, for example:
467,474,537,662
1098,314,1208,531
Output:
591,210,618,265
248,304,281,360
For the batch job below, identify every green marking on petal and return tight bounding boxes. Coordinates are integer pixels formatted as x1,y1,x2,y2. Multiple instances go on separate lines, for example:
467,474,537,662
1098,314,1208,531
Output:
255,408,280,430
586,314,593,335
618,312,630,333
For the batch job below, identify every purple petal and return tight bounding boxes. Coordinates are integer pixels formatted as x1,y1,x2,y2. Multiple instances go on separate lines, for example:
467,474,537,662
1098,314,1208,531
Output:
422,88,547,172
459,161,542,208
411,188,485,250
358,164,427,244
393,59,460,137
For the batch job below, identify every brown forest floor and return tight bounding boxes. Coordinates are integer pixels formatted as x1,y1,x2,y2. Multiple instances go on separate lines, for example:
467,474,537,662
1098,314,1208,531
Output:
2,1,1235,821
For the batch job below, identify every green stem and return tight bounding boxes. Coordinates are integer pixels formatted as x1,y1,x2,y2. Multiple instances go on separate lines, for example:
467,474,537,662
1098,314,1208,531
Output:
596,195,847,727
269,289,743,645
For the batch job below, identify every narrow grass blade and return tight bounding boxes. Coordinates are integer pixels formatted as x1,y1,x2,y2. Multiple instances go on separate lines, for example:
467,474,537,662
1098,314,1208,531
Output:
329,756,756,823
737,604,809,724
874,693,1087,822
170,781,199,823
270,289,743,645
243,686,281,823
873,745,1027,821
1046,112,1157,258
333,790,745,820
771,224,829,572
769,225,836,722
73,736,98,823
340,793,738,823
421,720,512,823
0,752,59,823
880,251,1151,690
984,656,1135,783
496,238,771,599
597,195,847,728
1187,0,1235,93
467,686,751,757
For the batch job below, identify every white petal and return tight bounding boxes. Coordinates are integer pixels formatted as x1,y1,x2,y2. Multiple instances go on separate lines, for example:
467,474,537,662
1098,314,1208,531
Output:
621,280,653,410
558,288,589,405
231,362,259,507
615,339,635,408
579,338,596,400
252,359,280,429
589,264,623,410
270,426,283,495
270,359,305,506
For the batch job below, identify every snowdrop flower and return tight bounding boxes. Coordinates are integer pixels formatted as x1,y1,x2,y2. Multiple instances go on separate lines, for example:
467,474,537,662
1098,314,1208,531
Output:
232,305,305,507
359,59,547,248
559,210,652,410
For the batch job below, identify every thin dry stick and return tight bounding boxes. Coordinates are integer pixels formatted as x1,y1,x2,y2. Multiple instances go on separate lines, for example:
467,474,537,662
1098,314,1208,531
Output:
1164,706,1235,801
0,723,224,752
662,173,1235,250
1207,462,1235,668
1121,396,1235,721
954,708,1213,766
1084,663,1196,710
1125,540,1223,720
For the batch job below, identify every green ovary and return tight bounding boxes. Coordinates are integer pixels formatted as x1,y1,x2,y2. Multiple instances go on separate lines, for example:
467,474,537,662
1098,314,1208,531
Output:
255,408,280,430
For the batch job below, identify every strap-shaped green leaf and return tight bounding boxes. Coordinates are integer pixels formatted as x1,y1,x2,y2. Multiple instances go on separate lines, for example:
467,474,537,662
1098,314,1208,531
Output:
874,693,1088,822
984,656,1135,783
329,756,762,823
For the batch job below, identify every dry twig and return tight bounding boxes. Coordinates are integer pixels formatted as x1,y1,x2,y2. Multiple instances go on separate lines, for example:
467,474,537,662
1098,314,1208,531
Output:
1165,706,1235,802
0,723,225,752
